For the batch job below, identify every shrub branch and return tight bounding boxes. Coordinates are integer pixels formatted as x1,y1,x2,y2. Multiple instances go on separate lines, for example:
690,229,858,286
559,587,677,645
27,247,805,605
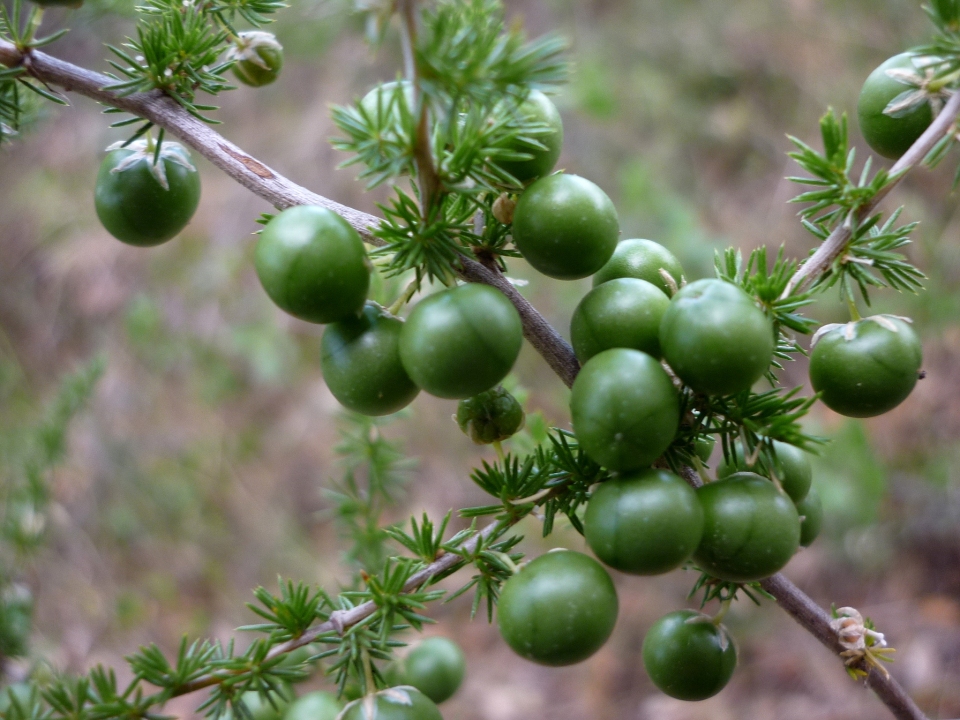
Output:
0,38,936,720
784,91,960,297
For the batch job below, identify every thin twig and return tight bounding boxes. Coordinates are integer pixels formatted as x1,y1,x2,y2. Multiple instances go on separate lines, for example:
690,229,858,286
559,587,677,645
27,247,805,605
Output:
176,521,503,696
0,41,579,384
0,39,927,720
0,41,375,236
784,91,960,297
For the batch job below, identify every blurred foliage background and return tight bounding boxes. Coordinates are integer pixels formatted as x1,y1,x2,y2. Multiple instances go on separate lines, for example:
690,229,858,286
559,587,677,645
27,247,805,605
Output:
2,0,960,717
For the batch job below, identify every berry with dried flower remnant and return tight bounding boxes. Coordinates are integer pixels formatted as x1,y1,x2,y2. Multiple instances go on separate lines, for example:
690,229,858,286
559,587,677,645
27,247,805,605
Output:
809,315,922,418
228,31,284,87
857,52,938,159
94,140,201,247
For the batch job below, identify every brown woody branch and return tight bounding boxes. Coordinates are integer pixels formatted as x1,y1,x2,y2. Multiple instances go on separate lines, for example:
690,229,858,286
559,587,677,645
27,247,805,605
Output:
0,40,581,385
0,39,928,720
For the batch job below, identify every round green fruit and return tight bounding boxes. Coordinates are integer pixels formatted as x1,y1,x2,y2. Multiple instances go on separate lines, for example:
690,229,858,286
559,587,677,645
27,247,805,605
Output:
399,284,523,399
809,315,922,418
769,441,813,503
858,53,934,160
284,692,341,720
659,278,774,395
388,637,466,704
498,90,564,184
584,470,704,575
570,278,669,362
570,349,679,472
717,440,812,503
339,688,442,720
642,610,737,701
94,140,201,247
455,386,525,444
694,472,800,582
497,550,618,667
230,32,284,87
321,303,419,416
255,206,371,324
593,239,684,296
511,173,619,280
796,487,823,548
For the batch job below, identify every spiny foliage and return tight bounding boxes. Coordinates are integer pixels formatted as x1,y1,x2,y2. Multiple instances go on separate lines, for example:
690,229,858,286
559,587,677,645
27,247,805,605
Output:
787,109,927,307
326,412,415,580
105,8,234,121
0,357,102,680
332,0,568,283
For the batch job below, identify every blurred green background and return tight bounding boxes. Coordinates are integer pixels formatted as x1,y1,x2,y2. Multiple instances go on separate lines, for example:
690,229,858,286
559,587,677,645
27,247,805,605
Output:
2,0,960,717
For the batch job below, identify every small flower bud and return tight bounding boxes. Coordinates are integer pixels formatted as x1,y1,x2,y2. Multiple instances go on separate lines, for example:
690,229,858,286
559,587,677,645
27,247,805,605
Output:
227,31,284,88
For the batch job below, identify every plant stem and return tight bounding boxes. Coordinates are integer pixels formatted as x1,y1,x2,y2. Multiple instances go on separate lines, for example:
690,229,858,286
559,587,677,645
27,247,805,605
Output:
711,597,732,626
928,67,960,93
361,648,376,694
784,91,960,297
846,292,862,321
691,456,712,485
387,279,419,316
397,0,441,213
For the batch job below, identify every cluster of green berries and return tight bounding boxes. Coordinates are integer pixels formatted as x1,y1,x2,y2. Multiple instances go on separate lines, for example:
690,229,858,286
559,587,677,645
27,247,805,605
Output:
79,46,935,713
493,438,819,700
